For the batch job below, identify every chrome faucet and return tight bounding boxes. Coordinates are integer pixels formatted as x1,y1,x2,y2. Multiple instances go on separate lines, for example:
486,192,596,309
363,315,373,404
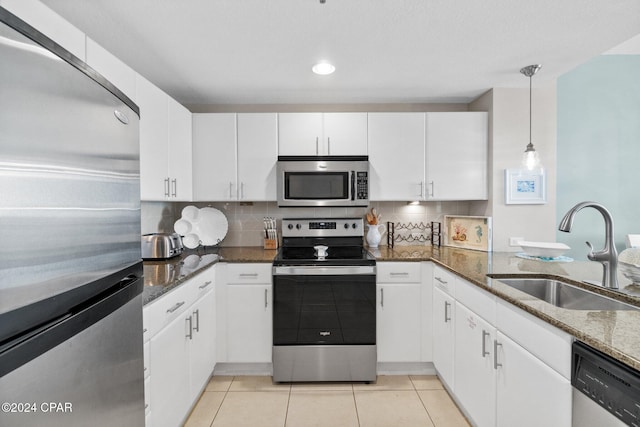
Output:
558,201,618,289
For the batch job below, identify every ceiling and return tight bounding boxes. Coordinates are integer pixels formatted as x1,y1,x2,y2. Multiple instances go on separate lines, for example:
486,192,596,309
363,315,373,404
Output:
40,0,640,109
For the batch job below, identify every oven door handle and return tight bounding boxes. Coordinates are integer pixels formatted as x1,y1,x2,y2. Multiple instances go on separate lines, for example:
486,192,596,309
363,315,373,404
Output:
273,265,376,276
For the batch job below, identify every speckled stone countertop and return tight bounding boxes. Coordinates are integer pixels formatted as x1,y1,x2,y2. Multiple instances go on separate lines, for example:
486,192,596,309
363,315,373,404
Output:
376,245,640,371
142,246,277,305
144,244,640,371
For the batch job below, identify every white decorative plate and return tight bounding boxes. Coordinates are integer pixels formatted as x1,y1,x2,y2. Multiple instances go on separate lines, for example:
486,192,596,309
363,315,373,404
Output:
195,207,228,246
174,206,228,248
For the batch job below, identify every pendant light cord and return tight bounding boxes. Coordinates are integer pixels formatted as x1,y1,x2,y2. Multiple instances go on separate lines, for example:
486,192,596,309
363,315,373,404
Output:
529,73,532,145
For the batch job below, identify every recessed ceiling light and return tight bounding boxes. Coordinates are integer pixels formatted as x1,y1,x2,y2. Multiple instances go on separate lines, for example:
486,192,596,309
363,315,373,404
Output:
312,62,335,75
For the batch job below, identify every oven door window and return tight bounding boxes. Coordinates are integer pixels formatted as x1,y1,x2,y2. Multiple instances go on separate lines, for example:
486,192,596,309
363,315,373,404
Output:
284,172,349,200
273,275,375,346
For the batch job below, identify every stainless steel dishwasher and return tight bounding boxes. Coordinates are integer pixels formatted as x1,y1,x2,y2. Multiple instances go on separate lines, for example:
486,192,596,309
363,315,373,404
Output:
572,341,639,426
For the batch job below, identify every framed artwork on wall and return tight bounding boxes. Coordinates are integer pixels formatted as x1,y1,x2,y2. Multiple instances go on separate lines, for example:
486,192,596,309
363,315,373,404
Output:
504,168,547,204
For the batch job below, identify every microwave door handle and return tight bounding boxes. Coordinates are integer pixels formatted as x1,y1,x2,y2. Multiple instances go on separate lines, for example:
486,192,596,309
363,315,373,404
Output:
351,171,355,201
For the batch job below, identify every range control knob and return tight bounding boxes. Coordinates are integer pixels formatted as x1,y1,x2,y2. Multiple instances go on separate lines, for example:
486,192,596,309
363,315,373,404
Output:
352,223,358,229
296,224,302,230
287,224,294,230
344,223,350,229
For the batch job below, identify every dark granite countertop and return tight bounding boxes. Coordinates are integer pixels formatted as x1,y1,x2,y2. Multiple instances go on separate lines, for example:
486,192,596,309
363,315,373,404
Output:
142,246,276,305
144,244,640,371
374,245,640,370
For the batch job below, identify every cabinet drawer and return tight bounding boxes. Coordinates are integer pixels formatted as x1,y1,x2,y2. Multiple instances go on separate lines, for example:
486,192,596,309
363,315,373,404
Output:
377,262,421,283
193,269,216,298
455,277,495,324
143,279,198,339
433,265,455,295
226,263,271,284
496,299,572,379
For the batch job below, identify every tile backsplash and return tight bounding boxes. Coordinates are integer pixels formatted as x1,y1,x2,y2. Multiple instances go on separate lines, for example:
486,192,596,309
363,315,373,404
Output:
141,200,473,247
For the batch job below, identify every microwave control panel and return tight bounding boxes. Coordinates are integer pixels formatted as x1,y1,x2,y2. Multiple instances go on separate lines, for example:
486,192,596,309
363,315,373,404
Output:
356,171,368,200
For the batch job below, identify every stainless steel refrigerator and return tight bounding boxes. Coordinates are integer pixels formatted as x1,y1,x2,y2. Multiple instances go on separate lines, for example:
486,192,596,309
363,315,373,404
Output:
0,7,144,426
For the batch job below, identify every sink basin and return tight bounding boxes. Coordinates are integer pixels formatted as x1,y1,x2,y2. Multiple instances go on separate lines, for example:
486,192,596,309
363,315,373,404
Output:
494,278,639,311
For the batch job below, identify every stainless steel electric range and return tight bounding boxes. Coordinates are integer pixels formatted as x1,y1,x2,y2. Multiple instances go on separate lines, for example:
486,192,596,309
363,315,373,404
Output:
272,218,377,383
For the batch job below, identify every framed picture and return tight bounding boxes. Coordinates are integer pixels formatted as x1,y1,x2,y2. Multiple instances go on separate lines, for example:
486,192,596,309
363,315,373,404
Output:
443,215,492,252
504,168,547,204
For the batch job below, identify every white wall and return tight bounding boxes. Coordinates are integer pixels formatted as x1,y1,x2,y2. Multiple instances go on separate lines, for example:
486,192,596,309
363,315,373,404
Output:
470,84,558,252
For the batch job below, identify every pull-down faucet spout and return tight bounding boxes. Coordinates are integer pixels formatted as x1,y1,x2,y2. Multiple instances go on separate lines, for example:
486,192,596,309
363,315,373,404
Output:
558,201,618,289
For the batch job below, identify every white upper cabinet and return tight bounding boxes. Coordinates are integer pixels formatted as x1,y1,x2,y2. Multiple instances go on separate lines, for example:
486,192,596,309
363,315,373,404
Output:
237,113,278,200
368,113,425,200
192,113,237,201
278,113,367,156
85,38,137,102
167,98,193,201
425,112,488,200
137,75,169,201
136,74,192,201
192,113,277,201
368,112,488,201
322,113,368,155
278,113,322,155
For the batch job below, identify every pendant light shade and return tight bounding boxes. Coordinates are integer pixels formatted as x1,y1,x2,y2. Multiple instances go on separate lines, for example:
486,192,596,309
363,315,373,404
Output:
520,64,542,170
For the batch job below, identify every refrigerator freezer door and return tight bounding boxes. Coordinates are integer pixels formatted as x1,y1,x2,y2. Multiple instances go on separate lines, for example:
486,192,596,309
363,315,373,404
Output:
0,11,141,323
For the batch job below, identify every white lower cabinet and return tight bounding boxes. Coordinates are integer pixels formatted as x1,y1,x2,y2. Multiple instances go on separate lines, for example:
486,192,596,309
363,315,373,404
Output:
144,267,217,427
148,310,191,427
376,262,423,364
223,263,273,363
432,286,455,388
434,274,573,427
454,302,496,427
226,283,272,363
188,290,217,395
495,331,572,427
376,283,421,362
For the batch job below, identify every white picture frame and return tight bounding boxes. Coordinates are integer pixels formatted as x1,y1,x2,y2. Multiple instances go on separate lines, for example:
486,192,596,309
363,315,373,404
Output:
504,168,547,205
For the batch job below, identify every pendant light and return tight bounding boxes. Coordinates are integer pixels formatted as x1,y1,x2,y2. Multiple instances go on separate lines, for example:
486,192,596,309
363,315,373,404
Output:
520,64,542,170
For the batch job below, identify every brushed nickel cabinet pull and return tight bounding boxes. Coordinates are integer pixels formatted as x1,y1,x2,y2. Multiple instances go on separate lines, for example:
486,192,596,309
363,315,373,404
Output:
482,330,490,357
166,301,185,314
494,340,503,369
185,316,193,340
444,301,451,322
193,309,200,332
199,280,212,289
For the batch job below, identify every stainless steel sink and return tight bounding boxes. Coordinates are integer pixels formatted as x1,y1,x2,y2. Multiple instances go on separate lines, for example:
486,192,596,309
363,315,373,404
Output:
494,278,639,311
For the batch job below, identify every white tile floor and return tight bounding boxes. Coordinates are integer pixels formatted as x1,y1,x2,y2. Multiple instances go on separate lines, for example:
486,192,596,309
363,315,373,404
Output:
184,375,470,427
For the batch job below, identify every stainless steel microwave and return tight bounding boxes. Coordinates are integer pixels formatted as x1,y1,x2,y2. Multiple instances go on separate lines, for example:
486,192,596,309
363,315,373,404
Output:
277,156,370,207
